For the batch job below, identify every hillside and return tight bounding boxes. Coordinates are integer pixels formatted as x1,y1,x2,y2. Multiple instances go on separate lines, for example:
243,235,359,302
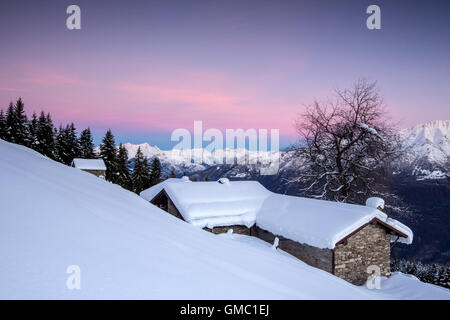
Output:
0,139,448,299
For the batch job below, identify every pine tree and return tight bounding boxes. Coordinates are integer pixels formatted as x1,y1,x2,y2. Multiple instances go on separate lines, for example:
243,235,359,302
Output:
29,112,39,150
79,128,96,158
132,147,150,194
170,170,176,178
142,157,151,189
204,175,210,181
11,98,31,146
430,264,440,285
149,157,162,186
0,109,7,140
68,123,81,160
440,265,450,289
117,143,132,190
54,125,65,163
55,126,69,164
99,129,118,183
36,112,55,159
53,123,80,165
5,102,15,142
390,258,449,289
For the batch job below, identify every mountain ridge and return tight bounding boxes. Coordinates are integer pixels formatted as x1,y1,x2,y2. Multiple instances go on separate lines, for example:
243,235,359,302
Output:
119,120,450,180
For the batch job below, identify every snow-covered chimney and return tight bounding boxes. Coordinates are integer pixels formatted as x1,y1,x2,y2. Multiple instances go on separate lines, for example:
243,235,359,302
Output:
366,197,385,211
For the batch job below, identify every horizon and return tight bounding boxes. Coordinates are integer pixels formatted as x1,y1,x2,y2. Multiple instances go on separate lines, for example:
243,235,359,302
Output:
1,0,450,149
1,98,448,150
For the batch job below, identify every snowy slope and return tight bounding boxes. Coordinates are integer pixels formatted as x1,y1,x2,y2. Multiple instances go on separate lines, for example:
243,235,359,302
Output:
397,120,450,180
1,139,448,299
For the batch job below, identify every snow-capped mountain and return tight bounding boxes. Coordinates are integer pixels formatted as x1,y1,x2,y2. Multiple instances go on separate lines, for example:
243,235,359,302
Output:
397,120,450,180
120,142,280,177
118,120,450,180
121,142,208,175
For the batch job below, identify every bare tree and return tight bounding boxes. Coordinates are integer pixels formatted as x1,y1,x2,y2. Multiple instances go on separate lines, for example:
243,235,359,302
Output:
294,79,401,204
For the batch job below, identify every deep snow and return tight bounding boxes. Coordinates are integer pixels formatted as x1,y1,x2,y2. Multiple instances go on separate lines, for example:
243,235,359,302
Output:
0,139,448,299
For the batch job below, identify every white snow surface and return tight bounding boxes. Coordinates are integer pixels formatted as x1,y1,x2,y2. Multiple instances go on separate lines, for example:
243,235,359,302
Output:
141,179,413,249
72,158,106,170
219,235,449,300
1,139,447,299
366,197,385,210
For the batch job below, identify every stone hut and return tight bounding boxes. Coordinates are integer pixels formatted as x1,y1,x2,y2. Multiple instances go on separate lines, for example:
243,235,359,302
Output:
71,158,106,178
141,177,268,235
140,178,413,285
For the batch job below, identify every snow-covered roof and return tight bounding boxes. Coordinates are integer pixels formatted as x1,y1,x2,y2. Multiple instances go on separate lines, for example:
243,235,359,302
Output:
72,158,106,171
256,194,413,249
140,178,413,248
140,176,191,201
140,178,270,229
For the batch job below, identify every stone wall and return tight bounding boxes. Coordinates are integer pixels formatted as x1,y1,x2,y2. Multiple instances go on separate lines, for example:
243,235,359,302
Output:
81,169,105,177
334,224,391,285
204,225,251,235
250,226,333,273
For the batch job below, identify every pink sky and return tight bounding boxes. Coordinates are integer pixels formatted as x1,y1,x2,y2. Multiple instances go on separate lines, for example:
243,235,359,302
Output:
0,1,449,148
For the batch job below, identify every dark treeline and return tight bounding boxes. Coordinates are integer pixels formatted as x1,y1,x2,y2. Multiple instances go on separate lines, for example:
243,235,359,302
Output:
0,98,162,194
391,258,449,289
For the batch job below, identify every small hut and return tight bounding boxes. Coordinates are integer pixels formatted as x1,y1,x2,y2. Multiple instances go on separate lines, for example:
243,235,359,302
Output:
71,158,106,178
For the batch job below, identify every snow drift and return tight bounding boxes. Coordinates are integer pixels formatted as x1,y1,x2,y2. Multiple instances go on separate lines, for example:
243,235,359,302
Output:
0,139,448,299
